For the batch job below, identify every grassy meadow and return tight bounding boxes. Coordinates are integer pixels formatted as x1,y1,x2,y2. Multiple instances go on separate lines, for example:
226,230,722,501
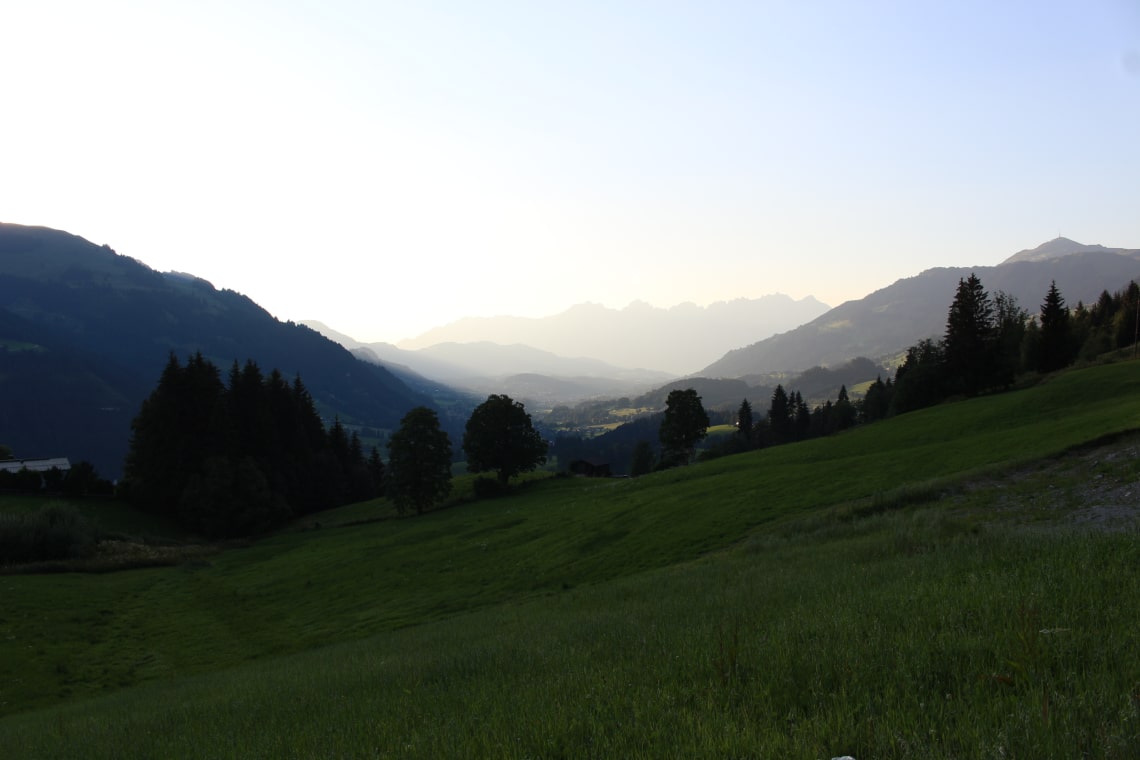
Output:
1,361,1139,757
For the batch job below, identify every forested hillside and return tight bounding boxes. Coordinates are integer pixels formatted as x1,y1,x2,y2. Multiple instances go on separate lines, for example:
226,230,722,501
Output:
0,224,434,476
704,250,1140,377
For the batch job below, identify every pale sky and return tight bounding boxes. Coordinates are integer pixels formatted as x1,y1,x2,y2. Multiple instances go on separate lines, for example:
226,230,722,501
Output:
3,0,1139,345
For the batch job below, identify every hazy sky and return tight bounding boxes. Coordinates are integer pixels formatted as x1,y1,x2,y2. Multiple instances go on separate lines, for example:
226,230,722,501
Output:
4,1,1139,344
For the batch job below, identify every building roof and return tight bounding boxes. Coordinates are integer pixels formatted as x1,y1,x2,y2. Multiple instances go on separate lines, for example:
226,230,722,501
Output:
0,458,71,473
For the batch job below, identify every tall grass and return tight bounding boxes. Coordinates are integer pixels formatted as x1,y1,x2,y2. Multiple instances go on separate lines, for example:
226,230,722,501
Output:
3,514,1137,758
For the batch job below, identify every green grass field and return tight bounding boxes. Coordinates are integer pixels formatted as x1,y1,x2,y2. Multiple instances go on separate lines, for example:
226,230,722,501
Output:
2,361,1139,757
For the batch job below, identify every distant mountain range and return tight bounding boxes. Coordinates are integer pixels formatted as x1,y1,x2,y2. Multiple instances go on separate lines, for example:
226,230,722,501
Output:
303,322,675,406
702,238,1140,379
394,296,831,376
0,223,435,477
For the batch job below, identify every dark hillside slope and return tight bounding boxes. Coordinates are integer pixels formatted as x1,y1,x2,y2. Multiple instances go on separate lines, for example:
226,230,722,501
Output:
703,252,1140,377
0,223,430,476
0,308,146,477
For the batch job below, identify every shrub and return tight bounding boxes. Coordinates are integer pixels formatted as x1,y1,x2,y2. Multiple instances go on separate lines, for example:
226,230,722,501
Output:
0,504,97,565
473,477,510,499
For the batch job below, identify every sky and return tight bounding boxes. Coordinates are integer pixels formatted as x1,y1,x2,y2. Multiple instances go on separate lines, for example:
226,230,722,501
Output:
3,1,1139,345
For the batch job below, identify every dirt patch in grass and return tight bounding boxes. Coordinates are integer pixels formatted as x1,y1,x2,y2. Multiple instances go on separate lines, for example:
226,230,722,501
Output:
959,433,1140,532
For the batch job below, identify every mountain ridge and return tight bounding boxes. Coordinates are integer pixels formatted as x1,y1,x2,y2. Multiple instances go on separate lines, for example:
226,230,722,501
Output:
1002,236,1140,264
303,321,675,406
0,223,436,477
393,294,831,375
702,244,1140,378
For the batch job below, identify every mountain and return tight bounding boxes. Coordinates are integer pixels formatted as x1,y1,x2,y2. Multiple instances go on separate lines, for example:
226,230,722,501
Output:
303,321,675,407
1002,237,1140,264
412,342,671,385
0,223,433,477
395,295,831,375
701,244,1140,378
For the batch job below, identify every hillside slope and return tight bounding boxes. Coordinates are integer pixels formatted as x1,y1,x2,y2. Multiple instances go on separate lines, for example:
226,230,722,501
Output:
0,223,431,475
702,250,1140,377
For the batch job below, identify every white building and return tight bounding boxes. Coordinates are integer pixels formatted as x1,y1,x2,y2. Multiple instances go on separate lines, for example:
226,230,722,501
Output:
0,457,71,473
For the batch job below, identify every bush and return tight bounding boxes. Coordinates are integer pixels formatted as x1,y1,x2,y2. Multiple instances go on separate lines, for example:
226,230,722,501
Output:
0,504,98,565
473,477,510,499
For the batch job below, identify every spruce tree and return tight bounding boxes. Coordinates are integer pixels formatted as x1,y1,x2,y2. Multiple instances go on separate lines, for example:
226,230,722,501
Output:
943,274,996,396
767,385,792,444
833,385,856,431
1038,280,1071,373
630,440,655,477
658,389,710,466
387,406,452,515
736,399,754,444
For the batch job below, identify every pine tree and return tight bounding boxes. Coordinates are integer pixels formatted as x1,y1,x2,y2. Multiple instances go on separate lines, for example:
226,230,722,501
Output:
943,274,996,396
630,440,655,477
658,389,710,466
124,353,226,517
387,406,452,515
736,399,754,444
861,377,891,423
833,385,856,431
368,447,386,496
891,339,945,414
1038,280,1071,373
792,391,811,440
767,385,792,444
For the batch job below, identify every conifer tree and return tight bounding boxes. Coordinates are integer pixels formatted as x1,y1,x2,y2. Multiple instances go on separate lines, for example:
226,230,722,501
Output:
368,447,386,496
658,388,709,466
767,385,792,444
630,440,655,477
387,406,452,515
1038,280,1072,373
861,377,891,423
792,391,811,440
124,354,383,535
943,274,996,396
736,399,754,444
891,339,945,414
833,384,856,431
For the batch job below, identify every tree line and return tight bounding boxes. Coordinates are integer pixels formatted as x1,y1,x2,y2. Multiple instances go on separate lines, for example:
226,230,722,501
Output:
123,354,384,538
711,275,1139,460
890,275,1139,414
383,394,549,515
120,359,551,535
621,274,1140,471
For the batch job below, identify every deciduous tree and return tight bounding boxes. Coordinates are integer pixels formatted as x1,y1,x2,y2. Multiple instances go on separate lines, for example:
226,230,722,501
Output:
463,394,548,485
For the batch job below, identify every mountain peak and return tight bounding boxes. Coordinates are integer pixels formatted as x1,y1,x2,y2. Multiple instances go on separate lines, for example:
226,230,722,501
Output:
1001,237,1137,264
